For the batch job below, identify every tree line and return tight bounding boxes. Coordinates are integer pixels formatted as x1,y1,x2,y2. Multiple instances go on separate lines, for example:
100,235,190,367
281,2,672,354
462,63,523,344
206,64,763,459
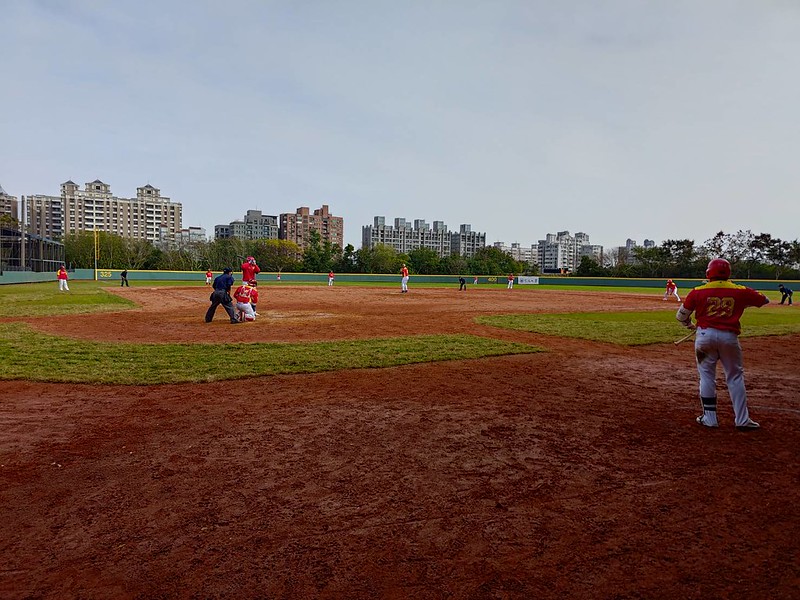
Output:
579,231,800,280
64,229,800,279
63,230,531,276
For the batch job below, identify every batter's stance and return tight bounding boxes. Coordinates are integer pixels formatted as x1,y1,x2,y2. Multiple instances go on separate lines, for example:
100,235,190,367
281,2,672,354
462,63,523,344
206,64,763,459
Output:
676,258,769,431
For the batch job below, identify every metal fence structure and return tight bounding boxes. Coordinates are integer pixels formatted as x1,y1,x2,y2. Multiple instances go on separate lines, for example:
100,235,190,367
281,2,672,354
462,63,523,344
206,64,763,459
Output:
0,226,65,275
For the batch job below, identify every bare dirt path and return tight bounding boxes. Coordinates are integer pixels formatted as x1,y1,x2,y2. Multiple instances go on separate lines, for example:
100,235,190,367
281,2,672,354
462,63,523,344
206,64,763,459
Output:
2,285,798,599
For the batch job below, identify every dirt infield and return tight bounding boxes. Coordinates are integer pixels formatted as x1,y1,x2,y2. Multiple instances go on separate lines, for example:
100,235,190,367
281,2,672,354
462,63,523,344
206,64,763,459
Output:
2,285,799,599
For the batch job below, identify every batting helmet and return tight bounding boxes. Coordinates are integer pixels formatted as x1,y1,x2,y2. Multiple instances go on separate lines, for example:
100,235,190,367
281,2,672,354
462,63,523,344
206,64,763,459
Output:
706,258,731,280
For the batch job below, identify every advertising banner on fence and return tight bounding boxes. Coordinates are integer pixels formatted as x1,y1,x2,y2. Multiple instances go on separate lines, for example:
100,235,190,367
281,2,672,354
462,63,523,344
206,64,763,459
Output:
518,276,540,285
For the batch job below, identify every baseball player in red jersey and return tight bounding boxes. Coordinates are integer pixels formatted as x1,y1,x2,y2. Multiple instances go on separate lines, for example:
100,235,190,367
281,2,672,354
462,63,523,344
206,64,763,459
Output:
663,279,680,301
57,264,69,292
400,264,409,293
676,258,769,431
507,273,514,289
233,280,259,322
205,269,213,285
241,256,260,284
328,271,335,286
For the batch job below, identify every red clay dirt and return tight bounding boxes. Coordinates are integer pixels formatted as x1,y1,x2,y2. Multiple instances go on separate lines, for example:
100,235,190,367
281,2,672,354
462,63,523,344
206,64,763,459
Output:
1,284,798,599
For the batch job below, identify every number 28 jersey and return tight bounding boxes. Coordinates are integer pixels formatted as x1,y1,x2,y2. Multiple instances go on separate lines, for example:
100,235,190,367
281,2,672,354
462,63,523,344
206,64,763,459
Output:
683,280,768,335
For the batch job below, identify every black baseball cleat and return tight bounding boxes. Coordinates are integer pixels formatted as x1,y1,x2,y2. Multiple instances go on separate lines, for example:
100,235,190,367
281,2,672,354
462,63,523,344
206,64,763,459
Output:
735,419,760,431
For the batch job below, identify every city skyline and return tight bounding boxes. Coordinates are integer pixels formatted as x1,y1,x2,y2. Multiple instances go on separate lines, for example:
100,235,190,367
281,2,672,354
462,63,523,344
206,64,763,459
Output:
2,2,798,251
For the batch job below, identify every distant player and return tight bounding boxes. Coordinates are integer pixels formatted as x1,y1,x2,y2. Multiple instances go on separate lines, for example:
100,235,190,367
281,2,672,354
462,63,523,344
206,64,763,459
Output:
328,271,335,286
400,264,409,293
663,279,680,302
473,275,478,285
778,284,793,305
241,256,260,284
233,280,258,322
676,258,769,431
507,274,514,289
205,269,213,285
459,276,466,291
56,264,69,292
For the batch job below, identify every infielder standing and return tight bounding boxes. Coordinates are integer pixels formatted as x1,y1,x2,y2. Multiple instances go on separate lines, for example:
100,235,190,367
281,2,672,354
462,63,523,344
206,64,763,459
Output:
663,279,680,301
57,264,69,292
328,271,335,286
507,273,514,289
400,264,409,293
676,258,769,431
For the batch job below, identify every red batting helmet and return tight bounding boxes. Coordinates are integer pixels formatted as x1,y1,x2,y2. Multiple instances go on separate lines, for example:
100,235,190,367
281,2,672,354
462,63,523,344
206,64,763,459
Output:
706,258,731,280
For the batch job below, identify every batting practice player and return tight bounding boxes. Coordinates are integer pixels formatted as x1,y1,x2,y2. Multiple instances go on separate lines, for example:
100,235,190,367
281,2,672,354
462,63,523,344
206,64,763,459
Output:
676,258,769,431
233,280,259,322
663,279,680,301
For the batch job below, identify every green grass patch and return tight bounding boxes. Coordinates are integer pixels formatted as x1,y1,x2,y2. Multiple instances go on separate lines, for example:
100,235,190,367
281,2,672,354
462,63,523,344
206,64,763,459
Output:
476,306,800,346
0,323,540,384
0,282,137,317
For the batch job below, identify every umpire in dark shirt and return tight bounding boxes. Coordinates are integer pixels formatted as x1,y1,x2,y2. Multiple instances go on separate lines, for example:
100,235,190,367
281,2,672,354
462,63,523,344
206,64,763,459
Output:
205,268,240,323
778,284,793,305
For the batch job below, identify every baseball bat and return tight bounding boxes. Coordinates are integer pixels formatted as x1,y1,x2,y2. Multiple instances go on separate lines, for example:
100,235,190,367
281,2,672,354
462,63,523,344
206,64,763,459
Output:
673,330,696,345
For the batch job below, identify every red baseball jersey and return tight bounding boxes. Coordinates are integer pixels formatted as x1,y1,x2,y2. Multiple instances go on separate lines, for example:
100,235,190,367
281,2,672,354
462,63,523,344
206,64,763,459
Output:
401,266,409,277
57,268,68,280
233,284,255,304
241,262,260,282
683,281,768,335
666,281,676,291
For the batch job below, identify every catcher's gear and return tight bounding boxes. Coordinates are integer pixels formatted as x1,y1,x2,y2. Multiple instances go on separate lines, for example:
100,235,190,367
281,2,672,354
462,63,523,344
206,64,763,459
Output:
706,258,731,281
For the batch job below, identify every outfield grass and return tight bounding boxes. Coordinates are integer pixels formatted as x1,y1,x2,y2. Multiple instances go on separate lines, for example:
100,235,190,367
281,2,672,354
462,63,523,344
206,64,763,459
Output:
476,307,800,346
0,282,137,318
0,324,540,385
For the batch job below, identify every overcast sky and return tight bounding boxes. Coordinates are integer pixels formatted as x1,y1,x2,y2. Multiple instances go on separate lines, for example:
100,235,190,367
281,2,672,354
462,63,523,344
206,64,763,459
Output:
2,0,798,250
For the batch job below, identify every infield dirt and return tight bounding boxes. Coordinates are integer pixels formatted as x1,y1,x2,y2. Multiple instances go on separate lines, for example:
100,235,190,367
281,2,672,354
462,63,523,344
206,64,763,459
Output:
2,285,798,599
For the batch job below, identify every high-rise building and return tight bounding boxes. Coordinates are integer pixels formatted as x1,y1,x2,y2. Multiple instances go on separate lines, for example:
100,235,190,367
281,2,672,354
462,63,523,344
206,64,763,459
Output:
215,210,278,240
538,231,602,273
280,205,343,250
24,180,182,243
450,224,486,258
362,216,485,258
493,242,539,266
0,184,19,221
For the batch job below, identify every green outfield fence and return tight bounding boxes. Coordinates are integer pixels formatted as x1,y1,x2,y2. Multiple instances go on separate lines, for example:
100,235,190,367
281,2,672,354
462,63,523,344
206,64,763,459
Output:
1,268,796,292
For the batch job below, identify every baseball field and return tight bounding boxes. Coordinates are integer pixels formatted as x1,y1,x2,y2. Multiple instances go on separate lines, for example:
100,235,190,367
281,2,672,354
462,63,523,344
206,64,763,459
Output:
1,281,799,598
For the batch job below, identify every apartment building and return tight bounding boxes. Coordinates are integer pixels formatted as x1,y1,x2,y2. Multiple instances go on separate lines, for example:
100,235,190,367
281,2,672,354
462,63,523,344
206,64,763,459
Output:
362,216,486,258
280,205,343,250
175,226,207,245
22,180,182,243
538,231,603,273
493,241,539,266
450,224,486,258
0,184,19,221
215,210,279,240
